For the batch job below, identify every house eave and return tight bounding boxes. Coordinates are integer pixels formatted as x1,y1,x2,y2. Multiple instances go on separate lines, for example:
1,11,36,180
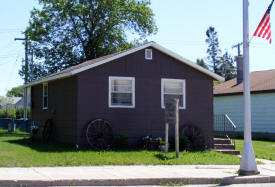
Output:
24,72,73,87
214,89,275,97
24,42,224,87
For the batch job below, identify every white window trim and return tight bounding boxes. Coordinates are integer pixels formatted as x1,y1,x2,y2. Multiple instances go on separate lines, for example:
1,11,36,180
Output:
42,83,48,110
108,76,135,108
145,49,152,60
161,78,186,109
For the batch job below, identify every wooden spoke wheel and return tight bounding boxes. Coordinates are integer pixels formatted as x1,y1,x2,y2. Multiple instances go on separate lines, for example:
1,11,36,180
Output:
86,119,114,149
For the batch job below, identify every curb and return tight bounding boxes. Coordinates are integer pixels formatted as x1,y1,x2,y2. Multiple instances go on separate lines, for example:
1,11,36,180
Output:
1,176,275,186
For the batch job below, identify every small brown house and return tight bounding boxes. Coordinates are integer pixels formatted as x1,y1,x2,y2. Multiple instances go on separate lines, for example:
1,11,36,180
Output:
25,42,223,148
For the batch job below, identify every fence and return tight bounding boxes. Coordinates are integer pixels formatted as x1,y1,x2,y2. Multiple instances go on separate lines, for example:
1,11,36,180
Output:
214,114,236,147
0,118,31,132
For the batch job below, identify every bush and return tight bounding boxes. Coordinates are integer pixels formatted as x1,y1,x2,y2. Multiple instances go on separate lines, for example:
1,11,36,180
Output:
0,108,31,119
113,134,129,150
0,108,5,118
6,108,16,118
16,108,24,119
181,125,206,151
179,135,191,151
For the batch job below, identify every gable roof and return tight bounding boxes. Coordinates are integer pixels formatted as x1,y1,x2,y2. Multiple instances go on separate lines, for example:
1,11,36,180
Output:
0,97,22,107
25,42,224,87
214,69,275,96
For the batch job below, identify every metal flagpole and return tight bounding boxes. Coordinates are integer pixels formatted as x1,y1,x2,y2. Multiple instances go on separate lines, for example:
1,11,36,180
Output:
239,0,259,175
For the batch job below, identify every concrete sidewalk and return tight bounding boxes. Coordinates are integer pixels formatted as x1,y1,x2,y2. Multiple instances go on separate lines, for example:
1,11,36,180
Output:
0,163,275,186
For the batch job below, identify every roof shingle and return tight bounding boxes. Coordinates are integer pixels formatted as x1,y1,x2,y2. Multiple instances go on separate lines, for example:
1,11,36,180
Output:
214,69,275,95
25,42,224,87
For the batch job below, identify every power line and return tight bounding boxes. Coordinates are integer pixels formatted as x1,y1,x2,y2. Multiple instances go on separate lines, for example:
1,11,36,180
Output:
3,59,18,94
0,54,21,67
0,41,16,52
0,28,22,31
0,54,23,58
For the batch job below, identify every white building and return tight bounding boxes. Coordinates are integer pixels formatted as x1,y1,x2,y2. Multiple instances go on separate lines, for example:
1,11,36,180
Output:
214,69,275,138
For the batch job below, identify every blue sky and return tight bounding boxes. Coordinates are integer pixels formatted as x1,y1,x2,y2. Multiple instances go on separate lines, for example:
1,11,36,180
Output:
0,0,275,96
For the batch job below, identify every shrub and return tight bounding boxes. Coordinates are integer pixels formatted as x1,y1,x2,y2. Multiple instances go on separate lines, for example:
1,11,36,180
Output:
16,108,24,119
181,125,206,151
0,108,5,118
12,108,31,119
6,108,16,118
0,108,30,119
113,134,129,150
179,135,191,151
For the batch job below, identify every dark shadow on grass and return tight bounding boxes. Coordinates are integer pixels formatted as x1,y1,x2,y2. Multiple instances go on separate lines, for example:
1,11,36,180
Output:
154,153,174,160
0,132,29,137
5,138,75,153
5,137,158,153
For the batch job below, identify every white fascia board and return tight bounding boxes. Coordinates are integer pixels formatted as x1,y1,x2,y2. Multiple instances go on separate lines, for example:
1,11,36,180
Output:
24,72,73,87
24,41,224,87
71,42,224,81
151,43,225,82
23,43,153,88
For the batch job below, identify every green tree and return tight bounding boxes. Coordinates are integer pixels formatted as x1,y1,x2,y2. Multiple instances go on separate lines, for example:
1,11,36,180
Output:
205,26,221,74
204,26,236,80
196,58,209,70
20,0,157,81
0,97,3,108
219,51,236,81
6,86,24,97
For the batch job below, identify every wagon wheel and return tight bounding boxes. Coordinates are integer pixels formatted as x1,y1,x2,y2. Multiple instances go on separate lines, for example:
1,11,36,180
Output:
86,119,114,149
43,118,54,141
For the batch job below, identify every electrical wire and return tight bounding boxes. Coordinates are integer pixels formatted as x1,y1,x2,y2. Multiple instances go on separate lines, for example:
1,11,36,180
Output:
3,58,19,94
0,53,21,67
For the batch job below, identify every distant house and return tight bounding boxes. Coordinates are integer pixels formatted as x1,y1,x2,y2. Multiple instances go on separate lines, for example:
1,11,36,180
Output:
13,95,31,109
0,95,31,110
214,69,275,139
0,97,22,109
25,42,223,148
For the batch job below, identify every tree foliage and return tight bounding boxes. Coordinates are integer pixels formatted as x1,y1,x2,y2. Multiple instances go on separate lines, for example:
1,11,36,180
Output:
218,52,236,81
205,26,221,73
196,58,209,70
204,26,236,81
6,86,24,97
21,0,157,81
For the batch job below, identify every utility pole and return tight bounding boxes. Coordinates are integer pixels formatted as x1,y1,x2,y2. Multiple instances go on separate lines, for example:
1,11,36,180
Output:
232,42,243,56
15,33,29,121
239,0,259,175
233,43,243,84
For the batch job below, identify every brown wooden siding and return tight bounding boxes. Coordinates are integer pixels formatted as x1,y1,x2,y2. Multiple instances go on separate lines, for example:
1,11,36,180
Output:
76,48,214,147
31,76,78,145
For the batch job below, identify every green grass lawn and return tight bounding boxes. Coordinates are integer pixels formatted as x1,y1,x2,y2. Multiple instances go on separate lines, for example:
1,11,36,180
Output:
0,132,240,167
235,139,275,161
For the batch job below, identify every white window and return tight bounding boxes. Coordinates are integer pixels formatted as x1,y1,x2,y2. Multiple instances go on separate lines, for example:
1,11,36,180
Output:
109,76,135,108
145,49,152,60
43,83,48,109
161,79,186,109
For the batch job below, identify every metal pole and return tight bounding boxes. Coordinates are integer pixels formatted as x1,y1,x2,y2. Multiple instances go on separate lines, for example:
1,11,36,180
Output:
23,34,28,121
23,88,28,120
165,122,169,154
24,34,29,85
15,35,29,121
175,99,179,158
239,0,259,175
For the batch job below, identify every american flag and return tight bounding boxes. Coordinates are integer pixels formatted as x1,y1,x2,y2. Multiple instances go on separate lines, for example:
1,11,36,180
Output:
253,0,274,44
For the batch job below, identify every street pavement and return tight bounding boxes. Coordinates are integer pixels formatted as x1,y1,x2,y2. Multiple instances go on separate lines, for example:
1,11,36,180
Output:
0,159,274,186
